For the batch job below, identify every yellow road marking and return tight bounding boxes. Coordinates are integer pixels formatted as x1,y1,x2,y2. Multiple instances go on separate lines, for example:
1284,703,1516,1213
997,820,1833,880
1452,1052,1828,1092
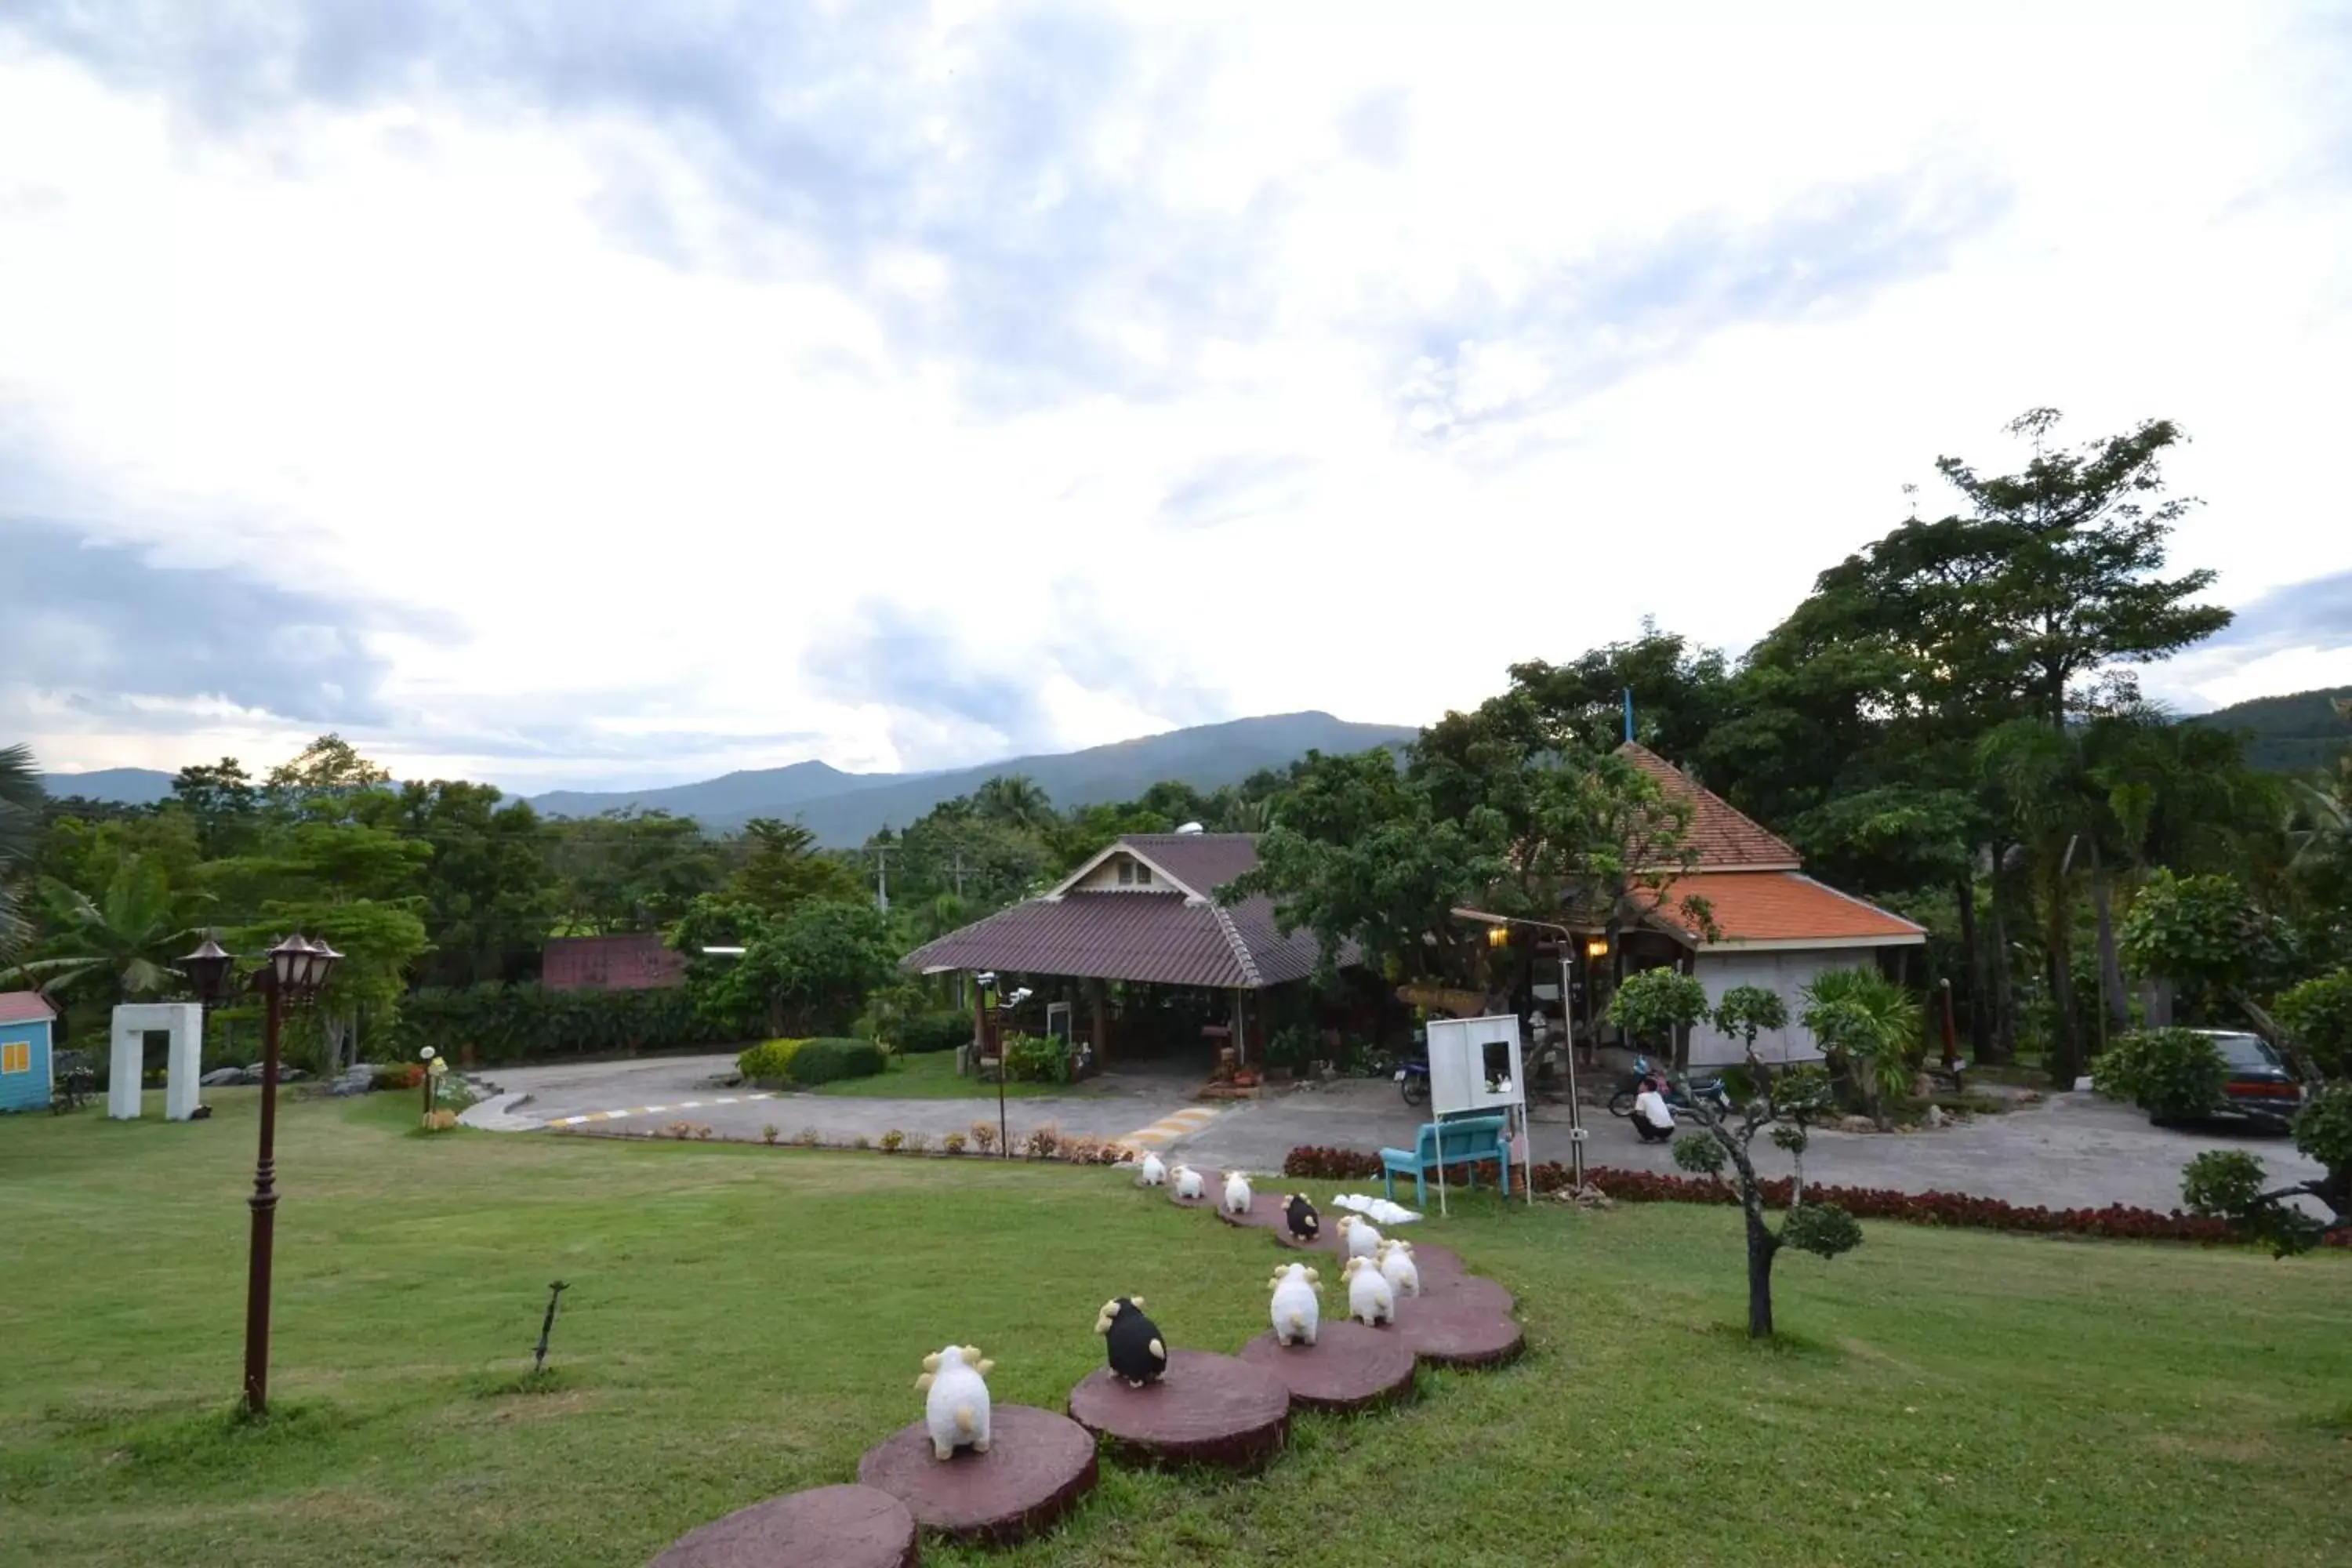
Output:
1112,1105,1221,1155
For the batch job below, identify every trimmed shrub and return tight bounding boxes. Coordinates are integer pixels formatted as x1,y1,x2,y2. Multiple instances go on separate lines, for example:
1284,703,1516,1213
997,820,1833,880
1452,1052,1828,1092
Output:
896,1011,975,1055
942,1131,967,1155
969,1120,998,1154
786,1037,886,1085
1003,1033,1068,1083
390,981,726,1065
878,1130,906,1153
736,1039,807,1083
372,1064,425,1091
2094,1028,2229,1120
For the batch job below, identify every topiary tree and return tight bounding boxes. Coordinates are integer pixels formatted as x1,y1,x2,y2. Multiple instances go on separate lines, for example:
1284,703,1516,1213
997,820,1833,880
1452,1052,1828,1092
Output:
2182,1085,2352,1255
1713,985,1789,1053
1606,967,1711,1065
1668,1058,1860,1338
2118,869,2270,1026
2093,1027,2229,1122
2274,969,2352,1080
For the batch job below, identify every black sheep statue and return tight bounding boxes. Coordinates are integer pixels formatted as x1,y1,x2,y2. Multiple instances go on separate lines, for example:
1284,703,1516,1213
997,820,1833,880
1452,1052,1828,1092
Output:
1094,1295,1168,1388
1284,1192,1321,1243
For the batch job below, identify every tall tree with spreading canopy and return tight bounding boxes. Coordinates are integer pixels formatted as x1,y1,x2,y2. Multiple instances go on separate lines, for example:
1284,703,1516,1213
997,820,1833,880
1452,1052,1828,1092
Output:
0,742,45,964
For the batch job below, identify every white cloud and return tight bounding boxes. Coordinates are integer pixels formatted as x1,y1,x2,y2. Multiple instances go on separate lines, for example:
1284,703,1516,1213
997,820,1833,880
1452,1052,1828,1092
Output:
2,2,2348,791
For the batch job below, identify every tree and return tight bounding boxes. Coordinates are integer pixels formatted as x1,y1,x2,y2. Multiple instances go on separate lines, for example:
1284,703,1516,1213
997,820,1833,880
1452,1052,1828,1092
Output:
0,742,46,964
1503,622,1733,760
1800,967,1922,1127
2274,969,2352,1081
263,734,392,818
1713,985,1789,1053
1606,968,1711,1058
2181,1087,2352,1255
729,818,861,915
550,810,723,934
169,758,261,857
2118,870,2270,1028
701,899,895,1038
2,852,210,1007
369,782,559,988
972,775,1054,833
1668,1058,1860,1338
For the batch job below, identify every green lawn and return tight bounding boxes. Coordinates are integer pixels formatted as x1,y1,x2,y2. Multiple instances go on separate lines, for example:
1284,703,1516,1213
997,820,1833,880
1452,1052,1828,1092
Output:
813,1049,1094,1098
4,1093,2348,1567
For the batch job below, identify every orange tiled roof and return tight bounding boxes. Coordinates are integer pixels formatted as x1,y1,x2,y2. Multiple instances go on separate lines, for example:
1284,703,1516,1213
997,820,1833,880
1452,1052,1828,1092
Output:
1647,871,1925,947
1617,742,1801,871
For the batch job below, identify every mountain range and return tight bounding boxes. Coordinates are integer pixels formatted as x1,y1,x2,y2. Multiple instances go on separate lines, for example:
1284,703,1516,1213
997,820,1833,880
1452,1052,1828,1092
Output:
38,712,1418,845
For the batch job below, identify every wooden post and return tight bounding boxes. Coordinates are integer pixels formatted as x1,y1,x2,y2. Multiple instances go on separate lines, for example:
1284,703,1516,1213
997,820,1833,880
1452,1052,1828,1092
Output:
1090,980,1109,1068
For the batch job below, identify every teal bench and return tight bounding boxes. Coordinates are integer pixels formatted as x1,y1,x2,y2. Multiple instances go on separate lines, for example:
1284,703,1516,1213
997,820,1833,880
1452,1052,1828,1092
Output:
1380,1115,1511,1205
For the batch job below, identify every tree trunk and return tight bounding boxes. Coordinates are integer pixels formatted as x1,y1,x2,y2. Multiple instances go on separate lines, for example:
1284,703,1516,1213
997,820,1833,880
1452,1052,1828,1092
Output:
2045,901,2082,1088
1988,875,2019,1065
1745,1207,1780,1339
1955,873,1989,1062
2089,850,2129,1043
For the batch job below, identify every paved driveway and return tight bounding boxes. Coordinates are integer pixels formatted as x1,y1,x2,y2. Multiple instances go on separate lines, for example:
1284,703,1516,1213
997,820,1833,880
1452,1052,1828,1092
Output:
474,1057,2326,1214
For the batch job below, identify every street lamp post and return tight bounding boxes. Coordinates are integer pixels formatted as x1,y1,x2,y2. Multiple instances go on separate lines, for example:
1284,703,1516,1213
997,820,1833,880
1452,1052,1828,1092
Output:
181,931,343,1417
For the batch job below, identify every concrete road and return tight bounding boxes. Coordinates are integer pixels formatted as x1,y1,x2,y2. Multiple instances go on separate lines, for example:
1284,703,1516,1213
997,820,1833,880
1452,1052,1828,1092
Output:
479,1054,1207,1147
474,1056,2325,1214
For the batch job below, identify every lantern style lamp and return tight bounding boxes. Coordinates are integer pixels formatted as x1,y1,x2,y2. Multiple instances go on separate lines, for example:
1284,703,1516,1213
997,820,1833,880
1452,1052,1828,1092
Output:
180,935,238,1009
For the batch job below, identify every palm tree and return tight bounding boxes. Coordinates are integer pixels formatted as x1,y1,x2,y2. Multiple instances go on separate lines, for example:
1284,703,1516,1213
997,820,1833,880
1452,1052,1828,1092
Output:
973,775,1055,833
0,743,45,964
1801,967,1922,1128
0,853,210,1007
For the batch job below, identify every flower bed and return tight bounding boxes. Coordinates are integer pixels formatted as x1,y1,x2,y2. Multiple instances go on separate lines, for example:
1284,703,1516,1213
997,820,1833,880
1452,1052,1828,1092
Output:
1281,1147,2350,1248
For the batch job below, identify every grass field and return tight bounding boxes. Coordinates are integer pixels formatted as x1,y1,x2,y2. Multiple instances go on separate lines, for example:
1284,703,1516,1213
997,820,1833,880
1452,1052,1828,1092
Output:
3,1092,2347,1567
813,1050,1087,1099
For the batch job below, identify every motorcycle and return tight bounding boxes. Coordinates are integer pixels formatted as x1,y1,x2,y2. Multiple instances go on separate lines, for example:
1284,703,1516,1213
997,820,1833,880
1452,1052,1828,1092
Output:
1606,1055,1731,1120
1394,1057,1431,1107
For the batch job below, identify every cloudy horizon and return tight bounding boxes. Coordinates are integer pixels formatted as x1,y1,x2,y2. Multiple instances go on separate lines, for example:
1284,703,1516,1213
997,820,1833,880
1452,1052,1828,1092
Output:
5,2,2350,795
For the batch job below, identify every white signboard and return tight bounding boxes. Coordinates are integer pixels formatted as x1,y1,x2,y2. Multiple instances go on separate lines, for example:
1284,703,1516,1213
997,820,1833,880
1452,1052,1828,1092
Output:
1425,1014,1525,1117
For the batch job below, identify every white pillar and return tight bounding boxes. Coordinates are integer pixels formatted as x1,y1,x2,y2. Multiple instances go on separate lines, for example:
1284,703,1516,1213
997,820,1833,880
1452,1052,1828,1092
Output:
162,1004,203,1121
109,1017,144,1120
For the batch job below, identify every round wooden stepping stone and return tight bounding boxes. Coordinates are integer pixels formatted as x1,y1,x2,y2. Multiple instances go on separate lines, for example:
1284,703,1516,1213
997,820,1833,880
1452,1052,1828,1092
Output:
1237,1321,1417,1412
1421,1272,1515,1316
1392,1288,1524,1370
857,1406,1097,1548
650,1484,917,1568
1399,1241,1468,1287
1067,1349,1290,1472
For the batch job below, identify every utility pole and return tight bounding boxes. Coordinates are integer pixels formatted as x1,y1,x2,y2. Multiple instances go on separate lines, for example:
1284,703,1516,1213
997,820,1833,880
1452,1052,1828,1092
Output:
873,844,891,913
953,850,964,899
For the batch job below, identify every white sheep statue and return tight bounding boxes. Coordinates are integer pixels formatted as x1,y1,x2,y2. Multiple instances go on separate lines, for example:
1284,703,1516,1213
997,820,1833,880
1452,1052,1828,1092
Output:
1377,1237,1421,1298
1222,1170,1254,1216
913,1343,994,1461
1341,1255,1396,1327
1171,1163,1206,1202
1137,1152,1167,1187
1268,1261,1321,1347
1338,1213,1384,1261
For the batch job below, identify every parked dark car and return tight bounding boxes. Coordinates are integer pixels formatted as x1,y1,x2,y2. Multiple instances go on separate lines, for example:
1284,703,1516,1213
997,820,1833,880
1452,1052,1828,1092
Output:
2200,1030,2305,1127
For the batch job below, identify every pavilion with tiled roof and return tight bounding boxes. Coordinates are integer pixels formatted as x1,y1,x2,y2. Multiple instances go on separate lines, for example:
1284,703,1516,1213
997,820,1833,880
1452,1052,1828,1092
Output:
901,833,1358,1068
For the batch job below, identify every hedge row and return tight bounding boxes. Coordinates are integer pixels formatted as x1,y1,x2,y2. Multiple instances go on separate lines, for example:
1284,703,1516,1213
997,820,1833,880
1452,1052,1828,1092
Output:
391,983,731,1064
892,1011,973,1055
736,1036,886,1087
1278,1145,2350,1248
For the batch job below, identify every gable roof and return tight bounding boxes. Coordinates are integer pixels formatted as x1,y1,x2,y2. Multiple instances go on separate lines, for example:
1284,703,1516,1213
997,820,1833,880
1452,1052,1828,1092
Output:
1648,871,1925,949
906,833,1347,989
1617,742,1802,871
0,991,58,1026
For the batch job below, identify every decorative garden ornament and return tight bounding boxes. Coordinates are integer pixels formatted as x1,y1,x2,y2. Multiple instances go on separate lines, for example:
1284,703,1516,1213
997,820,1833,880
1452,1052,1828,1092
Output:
914,1343,994,1461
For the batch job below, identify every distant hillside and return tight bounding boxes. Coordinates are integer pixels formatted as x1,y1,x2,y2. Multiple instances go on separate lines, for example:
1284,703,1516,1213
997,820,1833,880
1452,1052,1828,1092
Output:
39,767,177,805
532,711,1417,842
2186,687,2352,773
528,759,899,822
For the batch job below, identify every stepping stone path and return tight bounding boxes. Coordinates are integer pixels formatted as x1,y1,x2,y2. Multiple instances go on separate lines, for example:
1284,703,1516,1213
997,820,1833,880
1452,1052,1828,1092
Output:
1069,1348,1291,1471
1239,1319,1417,1411
651,1172,1526,1560
855,1406,1098,1549
651,1484,917,1568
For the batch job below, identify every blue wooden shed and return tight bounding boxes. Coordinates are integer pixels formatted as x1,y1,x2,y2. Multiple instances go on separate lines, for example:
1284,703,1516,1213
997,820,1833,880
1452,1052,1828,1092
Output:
0,991,57,1114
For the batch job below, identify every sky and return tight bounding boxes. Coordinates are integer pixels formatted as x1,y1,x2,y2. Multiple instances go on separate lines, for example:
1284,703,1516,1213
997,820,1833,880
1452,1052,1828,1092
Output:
4,2,2350,794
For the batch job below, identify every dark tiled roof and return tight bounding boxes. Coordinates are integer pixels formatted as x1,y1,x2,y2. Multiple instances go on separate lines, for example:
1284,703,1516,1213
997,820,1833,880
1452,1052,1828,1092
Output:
1121,833,1262,899
1617,742,1801,871
0,990,57,1025
902,880,1341,991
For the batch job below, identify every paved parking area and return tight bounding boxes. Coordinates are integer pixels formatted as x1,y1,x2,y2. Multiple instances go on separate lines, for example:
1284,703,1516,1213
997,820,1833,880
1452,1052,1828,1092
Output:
471,1055,2325,1214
